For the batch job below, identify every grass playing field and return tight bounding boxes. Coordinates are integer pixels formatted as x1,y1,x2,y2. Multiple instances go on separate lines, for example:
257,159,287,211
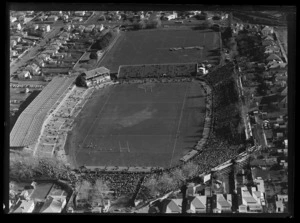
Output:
99,29,220,73
65,81,206,168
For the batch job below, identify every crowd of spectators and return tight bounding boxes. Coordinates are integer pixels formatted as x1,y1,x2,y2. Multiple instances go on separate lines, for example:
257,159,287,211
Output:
118,63,198,79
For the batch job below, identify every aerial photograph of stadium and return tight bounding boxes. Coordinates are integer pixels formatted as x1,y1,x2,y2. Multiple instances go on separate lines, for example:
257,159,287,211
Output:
7,4,294,216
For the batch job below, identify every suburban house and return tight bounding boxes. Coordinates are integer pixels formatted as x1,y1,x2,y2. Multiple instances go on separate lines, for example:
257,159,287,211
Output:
46,44,60,51
213,194,232,213
42,49,58,57
73,17,83,22
10,39,17,47
264,45,280,54
261,26,274,36
74,11,85,16
84,25,95,33
263,35,274,41
254,178,265,194
239,186,263,213
266,54,282,62
164,11,178,20
161,199,182,213
17,70,32,79
186,196,207,213
10,16,17,23
34,58,45,67
275,200,284,213
64,24,72,31
262,39,276,46
40,195,67,213
11,36,21,43
12,200,35,213
259,94,287,111
48,15,58,21
38,53,51,61
25,63,40,75
277,194,288,203
29,182,54,202
10,50,18,57
39,24,51,32
95,24,104,32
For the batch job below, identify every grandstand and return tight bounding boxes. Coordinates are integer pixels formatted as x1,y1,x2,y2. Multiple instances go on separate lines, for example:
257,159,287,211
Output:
84,66,110,80
117,63,198,79
10,76,76,148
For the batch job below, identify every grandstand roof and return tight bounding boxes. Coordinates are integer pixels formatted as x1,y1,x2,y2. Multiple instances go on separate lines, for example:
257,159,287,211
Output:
85,67,110,79
10,76,75,147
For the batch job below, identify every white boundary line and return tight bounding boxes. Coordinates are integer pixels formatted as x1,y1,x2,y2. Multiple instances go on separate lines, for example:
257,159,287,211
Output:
169,83,189,167
80,86,115,148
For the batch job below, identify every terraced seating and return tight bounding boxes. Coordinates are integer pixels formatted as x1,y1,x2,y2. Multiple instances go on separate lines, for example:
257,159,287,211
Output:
10,76,76,147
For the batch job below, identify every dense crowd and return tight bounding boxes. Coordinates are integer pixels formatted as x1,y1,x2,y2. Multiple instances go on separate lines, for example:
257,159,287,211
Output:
78,171,145,197
10,84,44,88
118,63,197,79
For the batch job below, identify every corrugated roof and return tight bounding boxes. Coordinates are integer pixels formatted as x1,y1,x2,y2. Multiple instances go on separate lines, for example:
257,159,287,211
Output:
190,196,206,209
164,199,181,213
85,67,110,79
10,76,75,147
243,196,257,204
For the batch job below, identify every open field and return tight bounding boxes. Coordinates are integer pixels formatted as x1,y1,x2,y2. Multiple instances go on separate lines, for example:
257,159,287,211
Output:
99,29,220,73
65,81,206,168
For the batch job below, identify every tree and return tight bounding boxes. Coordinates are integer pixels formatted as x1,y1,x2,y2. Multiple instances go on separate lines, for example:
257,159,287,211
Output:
182,161,199,179
89,51,98,60
132,19,146,30
202,19,213,29
171,168,186,186
157,172,177,193
146,18,161,29
143,176,160,198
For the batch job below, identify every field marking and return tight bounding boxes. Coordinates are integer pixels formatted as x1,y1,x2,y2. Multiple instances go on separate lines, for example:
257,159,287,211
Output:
85,134,175,137
80,86,115,149
169,83,189,167
106,102,183,104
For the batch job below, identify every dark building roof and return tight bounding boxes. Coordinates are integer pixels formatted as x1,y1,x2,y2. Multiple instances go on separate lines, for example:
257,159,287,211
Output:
260,94,286,105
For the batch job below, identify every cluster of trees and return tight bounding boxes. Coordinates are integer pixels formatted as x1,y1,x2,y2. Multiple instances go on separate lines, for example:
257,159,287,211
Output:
91,30,117,50
75,73,88,88
9,151,71,181
76,179,109,208
132,18,162,30
143,161,200,198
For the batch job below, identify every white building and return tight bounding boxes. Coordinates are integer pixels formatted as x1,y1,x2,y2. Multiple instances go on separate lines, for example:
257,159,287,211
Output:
25,63,40,75
39,24,51,32
40,196,67,213
74,11,85,16
12,200,35,213
186,196,207,213
48,15,58,21
239,187,263,213
214,194,232,213
17,70,32,79
10,16,17,23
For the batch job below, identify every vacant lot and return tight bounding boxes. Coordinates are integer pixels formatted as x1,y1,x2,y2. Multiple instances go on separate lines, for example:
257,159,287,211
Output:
65,81,206,168
99,29,220,73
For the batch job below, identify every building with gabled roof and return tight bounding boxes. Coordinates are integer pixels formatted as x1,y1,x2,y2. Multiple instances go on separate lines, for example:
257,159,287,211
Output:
266,54,282,62
11,200,35,213
261,26,274,36
186,196,207,213
84,66,110,80
161,199,182,213
40,195,67,213
240,186,262,213
214,194,232,213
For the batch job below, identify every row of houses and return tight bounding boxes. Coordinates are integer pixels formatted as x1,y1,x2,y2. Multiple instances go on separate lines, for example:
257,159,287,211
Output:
9,181,69,213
